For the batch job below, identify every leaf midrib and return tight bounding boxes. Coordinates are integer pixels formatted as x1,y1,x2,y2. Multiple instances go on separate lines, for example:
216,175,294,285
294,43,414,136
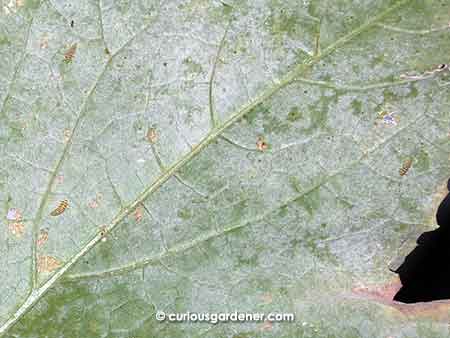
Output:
66,104,426,281
0,0,409,335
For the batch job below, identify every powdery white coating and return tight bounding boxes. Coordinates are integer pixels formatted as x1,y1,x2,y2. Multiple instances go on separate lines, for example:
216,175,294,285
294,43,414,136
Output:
1,0,450,337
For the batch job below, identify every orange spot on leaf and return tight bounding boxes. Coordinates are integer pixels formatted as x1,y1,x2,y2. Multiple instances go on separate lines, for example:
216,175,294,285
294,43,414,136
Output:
37,229,49,247
256,136,268,151
146,127,158,144
64,44,77,62
37,255,61,273
134,205,143,222
8,222,25,238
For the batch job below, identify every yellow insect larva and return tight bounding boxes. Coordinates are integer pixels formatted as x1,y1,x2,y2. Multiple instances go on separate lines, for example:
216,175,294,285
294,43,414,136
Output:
50,199,69,216
64,44,77,62
399,159,412,176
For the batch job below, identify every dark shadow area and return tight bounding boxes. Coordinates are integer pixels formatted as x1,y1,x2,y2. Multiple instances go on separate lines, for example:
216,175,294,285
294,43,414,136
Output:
392,179,450,303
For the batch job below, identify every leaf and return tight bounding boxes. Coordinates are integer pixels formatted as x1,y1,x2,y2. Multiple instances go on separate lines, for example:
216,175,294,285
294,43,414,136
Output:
1,0,450,337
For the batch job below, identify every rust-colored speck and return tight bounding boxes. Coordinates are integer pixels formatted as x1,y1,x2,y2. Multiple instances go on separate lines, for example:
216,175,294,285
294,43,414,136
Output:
256,136,268,151
146,127,158,144
88,193,103,209
37,255,61,273
37,229,49,247
64,44,77,62
134,205,143,222
8,222,25,238
56,175,64,185
88,199,99,209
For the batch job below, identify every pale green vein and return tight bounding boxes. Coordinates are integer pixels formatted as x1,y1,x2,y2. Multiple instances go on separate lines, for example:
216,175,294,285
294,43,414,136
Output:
0,0,47,292
0,6,36,115
293,75,432,92
0,0,409,335
208,19,232,128
219,135,259,152
65,104,422,280
96,0,108,51
376,23,450,35
29,14,159,290
30,57,111,289
65,176,348,280
150,144,166,171
150,144,206,197
47,0,95,42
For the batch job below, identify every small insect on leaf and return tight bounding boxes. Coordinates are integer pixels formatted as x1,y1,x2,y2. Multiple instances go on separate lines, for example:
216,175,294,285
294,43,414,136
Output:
37,255,61,273
147,127,158,144
64,43,77,63
50,199,69,216
399,159,413,176
70,20,74,28
256,136,268,151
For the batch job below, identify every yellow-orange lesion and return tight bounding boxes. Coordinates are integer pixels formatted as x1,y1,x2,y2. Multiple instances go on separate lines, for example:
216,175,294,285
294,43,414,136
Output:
8,222,25,238
37,229,49,247
37,255,61,273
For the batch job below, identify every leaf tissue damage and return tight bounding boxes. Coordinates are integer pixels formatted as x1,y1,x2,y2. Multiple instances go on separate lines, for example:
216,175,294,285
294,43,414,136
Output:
392,180,450,303
0,0,450,337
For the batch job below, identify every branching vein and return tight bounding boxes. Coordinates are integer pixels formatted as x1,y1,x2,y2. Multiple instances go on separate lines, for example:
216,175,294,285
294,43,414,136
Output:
0,0,410,334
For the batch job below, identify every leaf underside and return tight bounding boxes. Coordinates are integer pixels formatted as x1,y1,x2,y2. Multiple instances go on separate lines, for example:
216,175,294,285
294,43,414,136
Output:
1,0,450,337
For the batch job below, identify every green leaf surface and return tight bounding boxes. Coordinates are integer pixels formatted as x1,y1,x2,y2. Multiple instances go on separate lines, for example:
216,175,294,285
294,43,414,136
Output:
1,0,450,337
